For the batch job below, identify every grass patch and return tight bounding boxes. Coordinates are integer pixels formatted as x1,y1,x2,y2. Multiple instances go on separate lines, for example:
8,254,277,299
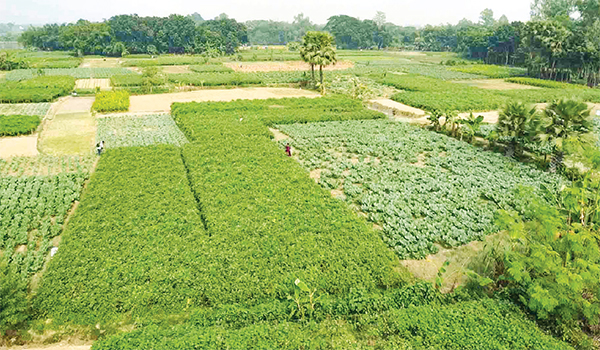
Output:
506,77,588,89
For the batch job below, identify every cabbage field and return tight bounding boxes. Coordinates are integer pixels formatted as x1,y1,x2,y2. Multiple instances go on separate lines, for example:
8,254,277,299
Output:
97,114,188,148
279,119,564,258
0,103,51,116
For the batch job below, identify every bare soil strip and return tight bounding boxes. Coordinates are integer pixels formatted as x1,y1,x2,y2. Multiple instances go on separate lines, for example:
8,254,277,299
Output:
128,88,319,113
225,60,354,72
0,135,39,158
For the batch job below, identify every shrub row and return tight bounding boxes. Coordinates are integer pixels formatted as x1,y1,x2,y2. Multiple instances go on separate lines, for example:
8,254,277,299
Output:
0,115,40,136
505,77,588,89
110,74,144,87
168,72,263,86
0,76,75,103
93,299,572,350
92,91,130,112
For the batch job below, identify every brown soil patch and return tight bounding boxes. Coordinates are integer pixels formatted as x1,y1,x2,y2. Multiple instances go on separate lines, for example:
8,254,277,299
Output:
400,240,483,293
55,97,94,114
331,189,346,200
310,169,321,182
458,111,500,124
75,79,111,91
128,88,319,113
9,344,91,350
15,245,27,253
161,65,192,74
269,128,290,141
412,153,427,168
454,79,539,90
225,60,354,72
369,99,426,119
80,58,120,68
0,135,39,158
39,112,96,155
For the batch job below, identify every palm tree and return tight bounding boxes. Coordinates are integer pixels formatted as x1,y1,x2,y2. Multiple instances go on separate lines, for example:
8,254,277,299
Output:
497,102,539,158
539,99,593,173
299,32,337,88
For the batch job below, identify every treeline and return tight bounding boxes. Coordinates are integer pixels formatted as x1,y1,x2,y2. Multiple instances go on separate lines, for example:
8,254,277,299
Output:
18,14,247,56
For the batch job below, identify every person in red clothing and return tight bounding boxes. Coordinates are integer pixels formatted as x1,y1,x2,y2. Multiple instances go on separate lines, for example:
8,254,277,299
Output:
285,143,292,157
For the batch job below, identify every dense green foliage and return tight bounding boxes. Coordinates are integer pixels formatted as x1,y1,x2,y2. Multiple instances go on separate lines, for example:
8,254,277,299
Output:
0,173,87,278
92,91,130,112
109,74,144,87
189,64,234,73
34,146,206,323
168,72,263,86
93,299,571,350
0,260,29,336
171,95,384,127
0,103,51,116
279,119,564,258
382,74,600,112
506,77,588,89
97,114,188,148
5,68,135,81
122,57,212,67
449,64,527,78
0,115,40,136
19,14,248,56
0,76,75,103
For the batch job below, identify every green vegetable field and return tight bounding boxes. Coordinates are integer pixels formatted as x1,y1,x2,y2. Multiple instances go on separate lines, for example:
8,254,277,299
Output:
279,119,564,258
96,114,188,148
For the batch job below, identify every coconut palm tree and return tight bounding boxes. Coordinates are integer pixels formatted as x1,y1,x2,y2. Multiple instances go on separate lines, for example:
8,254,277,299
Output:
539,99,593,173
299,31,337,88
497,102,539,158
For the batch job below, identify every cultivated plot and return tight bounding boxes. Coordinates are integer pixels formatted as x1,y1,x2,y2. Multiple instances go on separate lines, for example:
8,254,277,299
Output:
0,103,51,116
279,119,564,258
97,113,188,148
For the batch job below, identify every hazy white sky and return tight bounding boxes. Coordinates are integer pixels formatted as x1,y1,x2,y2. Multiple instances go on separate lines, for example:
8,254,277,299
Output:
0,0,532,26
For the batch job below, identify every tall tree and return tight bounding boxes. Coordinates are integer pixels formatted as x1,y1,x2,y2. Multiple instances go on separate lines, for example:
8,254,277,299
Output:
479,8,496,27
300,31,337,88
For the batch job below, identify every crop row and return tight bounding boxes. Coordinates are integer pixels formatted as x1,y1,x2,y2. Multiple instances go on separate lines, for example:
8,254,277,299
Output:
505,77,588,89
97,114,189,148
121,56,212,67
0,173,87,278
0,155,95,177
5,68,136,81
279,119,564,258
0,103,51,116
168,72,263,86
92,91,130,112
92,299,570,350
0,115,40,136
0,76,76,103
381,74,600,112
449,64,527,78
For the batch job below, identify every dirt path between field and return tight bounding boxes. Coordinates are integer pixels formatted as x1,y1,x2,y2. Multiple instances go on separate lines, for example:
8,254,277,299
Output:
0,135,39,158
128,88,319,113
8,343,92,350
225,60,354,72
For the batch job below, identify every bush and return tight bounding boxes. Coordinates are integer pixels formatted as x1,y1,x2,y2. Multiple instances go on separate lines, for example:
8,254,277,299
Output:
92,90,130,112
0,115,40,136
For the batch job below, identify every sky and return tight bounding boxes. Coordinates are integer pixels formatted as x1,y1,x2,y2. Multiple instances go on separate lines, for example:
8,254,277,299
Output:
0,0,532,26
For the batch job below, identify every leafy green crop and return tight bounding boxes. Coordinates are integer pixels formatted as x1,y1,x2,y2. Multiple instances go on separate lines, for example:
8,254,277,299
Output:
506,77,588,89
6,68,136,81
279,119,564,258
449,64,527,78
168,72,263,86
0,173,87,279
92,91,130,112
97,114,188,148
0,103,51,116
0,76,76,103
0,115,40,136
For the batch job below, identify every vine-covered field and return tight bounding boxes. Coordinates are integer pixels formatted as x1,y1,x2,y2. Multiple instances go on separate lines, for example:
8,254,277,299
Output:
279,119,564,258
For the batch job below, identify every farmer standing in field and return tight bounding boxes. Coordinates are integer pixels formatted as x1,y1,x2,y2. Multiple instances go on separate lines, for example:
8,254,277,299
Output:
96,141,105,155
285,143,292,157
